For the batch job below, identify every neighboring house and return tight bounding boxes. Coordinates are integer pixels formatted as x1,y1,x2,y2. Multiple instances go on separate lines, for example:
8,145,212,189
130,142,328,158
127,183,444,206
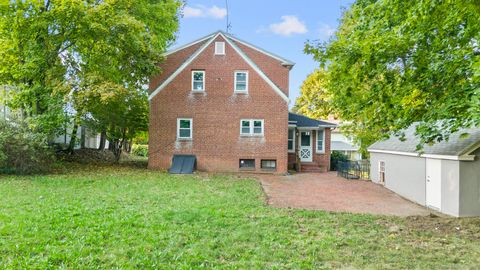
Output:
148,31,334,174
368,124,480,217
326,117,361,160
53,125,109,150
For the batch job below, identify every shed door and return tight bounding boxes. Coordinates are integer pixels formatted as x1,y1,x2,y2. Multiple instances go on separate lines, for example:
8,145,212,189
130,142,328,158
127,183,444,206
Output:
426,158,442,210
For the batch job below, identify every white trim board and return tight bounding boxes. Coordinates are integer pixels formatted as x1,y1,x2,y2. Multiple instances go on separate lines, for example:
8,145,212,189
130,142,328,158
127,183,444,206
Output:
164,33,216,56
148,31,290,103
368,149,475,161
227,34,295,66
149,33,220,101
222,34,289,103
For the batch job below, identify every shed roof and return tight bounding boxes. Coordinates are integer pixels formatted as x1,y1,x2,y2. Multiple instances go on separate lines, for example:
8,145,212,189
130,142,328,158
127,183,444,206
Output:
331,141,359,151
368,124,480,157
288,112,336,128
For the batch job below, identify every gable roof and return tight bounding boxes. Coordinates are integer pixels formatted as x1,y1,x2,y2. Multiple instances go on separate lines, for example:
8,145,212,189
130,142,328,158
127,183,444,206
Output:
288,112,336,128
148,31,292,102
368,123,480,160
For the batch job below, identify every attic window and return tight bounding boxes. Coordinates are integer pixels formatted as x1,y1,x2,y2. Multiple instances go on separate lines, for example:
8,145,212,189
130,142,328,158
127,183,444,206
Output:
215,42,225,55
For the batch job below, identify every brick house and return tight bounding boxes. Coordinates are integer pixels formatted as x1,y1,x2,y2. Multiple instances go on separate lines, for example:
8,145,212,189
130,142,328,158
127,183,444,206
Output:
148,31,335,174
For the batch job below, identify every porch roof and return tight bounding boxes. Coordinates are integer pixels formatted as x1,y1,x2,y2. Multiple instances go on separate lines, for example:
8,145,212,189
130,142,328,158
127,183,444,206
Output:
288,112,336,128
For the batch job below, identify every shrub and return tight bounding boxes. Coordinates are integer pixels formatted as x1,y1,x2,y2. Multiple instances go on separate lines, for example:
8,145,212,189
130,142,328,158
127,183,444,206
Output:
0,119,55,174
330,150,348,171
131,144,148,157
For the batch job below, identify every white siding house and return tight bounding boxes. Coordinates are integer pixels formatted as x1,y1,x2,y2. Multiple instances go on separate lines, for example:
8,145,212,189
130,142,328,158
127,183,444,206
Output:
368,125,480,217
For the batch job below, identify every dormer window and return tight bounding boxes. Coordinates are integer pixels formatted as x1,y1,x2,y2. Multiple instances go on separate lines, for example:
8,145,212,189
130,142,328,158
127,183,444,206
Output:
192,70,205,91
215,42,225,55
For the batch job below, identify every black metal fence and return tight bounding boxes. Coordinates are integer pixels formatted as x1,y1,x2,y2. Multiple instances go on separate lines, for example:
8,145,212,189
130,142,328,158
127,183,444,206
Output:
337,160,370,180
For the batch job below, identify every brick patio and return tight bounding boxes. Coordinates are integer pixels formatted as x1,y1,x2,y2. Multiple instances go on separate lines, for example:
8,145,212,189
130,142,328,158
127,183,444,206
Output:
259,172,431,217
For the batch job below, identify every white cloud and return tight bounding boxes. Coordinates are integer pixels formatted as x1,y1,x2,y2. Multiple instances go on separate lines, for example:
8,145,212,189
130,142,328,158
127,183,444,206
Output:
317,23,336,40
183,5,227,20
184,6,203,18
208,5,227,19
268,15,308,36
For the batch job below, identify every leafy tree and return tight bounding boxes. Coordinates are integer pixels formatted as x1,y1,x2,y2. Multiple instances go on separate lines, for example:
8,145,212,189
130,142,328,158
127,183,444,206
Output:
305,0,480,149
294,69,333,119
0,0,180,150
78,79,148,161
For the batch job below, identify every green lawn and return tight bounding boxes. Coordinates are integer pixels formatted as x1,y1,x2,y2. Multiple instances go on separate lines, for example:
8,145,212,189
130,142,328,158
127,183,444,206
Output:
1,164,479,269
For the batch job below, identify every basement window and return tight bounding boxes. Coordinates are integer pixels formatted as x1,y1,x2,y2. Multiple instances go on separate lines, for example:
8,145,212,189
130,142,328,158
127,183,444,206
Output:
261,160,277,170
215,42,225,55
239,159,255,169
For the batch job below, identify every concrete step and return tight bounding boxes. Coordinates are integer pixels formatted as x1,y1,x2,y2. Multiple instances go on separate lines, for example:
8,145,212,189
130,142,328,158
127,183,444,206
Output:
300,164,324,173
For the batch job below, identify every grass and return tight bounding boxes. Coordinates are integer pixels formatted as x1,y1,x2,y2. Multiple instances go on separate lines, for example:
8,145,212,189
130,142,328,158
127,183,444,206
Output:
1,164,479,269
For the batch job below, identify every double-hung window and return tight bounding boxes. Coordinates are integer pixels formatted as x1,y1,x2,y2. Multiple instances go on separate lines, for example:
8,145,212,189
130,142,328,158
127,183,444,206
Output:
240,119,264,136
234,71,248,93
177,118,192,140
316,129,325,153
288,128,295,152
192,71,205,91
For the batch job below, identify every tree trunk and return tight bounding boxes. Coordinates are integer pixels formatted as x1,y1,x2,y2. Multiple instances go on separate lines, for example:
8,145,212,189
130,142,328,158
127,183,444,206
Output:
80,126,86,149
68,123,78,154
98,130,106,150
112,139,122,163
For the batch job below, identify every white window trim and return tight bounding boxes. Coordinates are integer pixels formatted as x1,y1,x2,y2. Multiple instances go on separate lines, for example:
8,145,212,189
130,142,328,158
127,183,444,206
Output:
288,128,295,153
316,129,325,154
215,41,225,55
191,70,205,92
240,119,264,136
378,160,386,183
177,118,193,140
234,71,248,93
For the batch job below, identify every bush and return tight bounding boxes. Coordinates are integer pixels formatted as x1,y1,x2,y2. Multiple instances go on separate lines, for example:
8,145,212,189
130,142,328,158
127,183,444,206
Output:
330,150,348,171
0,119,55,174
131,144,148,157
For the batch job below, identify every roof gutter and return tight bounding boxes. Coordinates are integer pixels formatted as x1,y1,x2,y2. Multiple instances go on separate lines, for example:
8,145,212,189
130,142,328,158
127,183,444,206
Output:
368,149,476,161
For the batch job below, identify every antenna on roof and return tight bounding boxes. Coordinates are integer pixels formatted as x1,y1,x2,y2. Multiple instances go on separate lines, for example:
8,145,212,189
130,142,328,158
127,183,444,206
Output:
225,0,232,33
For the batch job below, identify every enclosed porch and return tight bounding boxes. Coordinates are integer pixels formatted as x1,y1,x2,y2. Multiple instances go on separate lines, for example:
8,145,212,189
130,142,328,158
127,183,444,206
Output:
287,112,336,173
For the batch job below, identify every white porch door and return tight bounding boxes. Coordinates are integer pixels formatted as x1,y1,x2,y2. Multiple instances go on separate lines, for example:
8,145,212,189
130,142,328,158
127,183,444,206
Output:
426,158,442,210
300,131,312,162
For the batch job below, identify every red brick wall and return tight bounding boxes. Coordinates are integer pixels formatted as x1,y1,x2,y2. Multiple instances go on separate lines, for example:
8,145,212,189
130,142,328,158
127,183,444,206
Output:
234,41,290,96
287,128,332,172
149,35,290,174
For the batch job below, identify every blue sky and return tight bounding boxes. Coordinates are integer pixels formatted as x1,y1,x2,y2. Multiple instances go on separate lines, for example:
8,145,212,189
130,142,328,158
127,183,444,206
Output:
170,0,353,106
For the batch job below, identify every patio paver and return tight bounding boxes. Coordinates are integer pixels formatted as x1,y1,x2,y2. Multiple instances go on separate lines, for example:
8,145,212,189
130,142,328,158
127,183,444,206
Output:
259,172,431,217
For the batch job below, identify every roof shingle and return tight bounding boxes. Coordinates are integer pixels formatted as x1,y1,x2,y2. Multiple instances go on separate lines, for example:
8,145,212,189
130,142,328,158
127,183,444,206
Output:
368,124,480,156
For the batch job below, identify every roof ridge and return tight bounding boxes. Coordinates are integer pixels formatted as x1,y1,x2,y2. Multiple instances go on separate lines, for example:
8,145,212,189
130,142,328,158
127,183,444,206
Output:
221,34,289,103
148,31,291,102
221,31,295,66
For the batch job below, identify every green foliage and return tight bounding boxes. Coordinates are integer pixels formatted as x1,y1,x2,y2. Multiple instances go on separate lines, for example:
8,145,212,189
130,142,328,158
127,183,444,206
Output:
305,0,480,149
0,0,180,138
294,69,333,119
78,79,149,160
1,165,479,268
131,144,148,157
133,131,149,145
0,119,54,174
330,150,349,171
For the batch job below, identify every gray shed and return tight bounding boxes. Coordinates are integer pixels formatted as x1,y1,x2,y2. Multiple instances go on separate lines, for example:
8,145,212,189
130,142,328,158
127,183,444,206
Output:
368,125,480,217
